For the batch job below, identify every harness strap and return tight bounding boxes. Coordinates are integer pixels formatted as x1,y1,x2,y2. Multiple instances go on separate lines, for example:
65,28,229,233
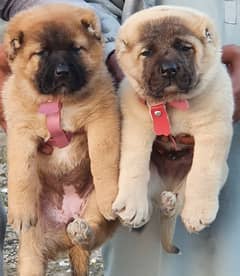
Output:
39,100,72,148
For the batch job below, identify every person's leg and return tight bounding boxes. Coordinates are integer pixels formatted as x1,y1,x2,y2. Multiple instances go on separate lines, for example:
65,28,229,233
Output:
0,199,6,276
103,124,240,276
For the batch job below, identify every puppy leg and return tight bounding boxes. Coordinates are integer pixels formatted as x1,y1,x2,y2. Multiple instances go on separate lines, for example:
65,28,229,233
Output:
18,228,46,276
112,105,155,228
69,246,90,276
7,128,40,232
181,127,232,233
158,179,186,254
67,191,117,250
87,101,120,221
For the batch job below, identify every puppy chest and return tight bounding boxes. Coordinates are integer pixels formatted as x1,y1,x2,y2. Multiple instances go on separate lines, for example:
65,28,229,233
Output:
38,134,89,174
39,157,92,228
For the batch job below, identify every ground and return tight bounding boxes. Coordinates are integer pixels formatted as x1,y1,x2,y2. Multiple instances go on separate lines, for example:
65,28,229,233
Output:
0,19,104,276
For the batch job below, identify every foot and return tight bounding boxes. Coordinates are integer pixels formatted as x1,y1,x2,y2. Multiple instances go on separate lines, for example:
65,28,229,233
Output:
159,191,177,217
181,198,219,233
112,190,152,228
67,218,94,247
8,203,38,233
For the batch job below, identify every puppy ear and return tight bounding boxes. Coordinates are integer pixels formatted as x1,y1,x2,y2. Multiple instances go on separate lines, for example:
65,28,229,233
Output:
116,38,128,54
80,10,102,41
204,28,212,43
4,31,24,62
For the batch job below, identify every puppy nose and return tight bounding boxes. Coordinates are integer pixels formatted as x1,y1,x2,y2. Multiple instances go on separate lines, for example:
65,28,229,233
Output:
160,62,178,78
55,63,70,77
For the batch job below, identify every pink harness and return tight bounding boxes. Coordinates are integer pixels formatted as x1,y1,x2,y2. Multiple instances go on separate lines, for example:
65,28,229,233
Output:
39,100,72,148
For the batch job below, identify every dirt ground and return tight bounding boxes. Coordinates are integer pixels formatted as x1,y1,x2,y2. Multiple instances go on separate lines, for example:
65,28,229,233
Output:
0,19,104,276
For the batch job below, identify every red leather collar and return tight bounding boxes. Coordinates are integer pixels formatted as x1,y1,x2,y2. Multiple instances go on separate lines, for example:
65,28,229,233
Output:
138,96,189,136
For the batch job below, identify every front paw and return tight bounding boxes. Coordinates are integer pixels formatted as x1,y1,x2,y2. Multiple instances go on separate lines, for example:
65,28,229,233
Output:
112,190,152,228
8,204,38,233
181,198,219,233
98,200,116,221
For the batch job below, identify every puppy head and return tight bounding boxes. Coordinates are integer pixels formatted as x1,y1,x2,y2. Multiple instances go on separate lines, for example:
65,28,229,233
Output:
4,4,103,96
116,6,221,102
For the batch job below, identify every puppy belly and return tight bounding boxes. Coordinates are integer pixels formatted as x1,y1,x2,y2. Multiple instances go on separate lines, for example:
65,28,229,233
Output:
40,184,93,228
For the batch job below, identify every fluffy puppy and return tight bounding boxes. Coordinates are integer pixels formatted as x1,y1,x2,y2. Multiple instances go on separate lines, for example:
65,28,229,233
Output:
2,4,119,275
113,6,234,253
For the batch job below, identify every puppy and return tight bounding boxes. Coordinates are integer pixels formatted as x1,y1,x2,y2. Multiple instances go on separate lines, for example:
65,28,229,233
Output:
113,6,233,253
2,4,119,275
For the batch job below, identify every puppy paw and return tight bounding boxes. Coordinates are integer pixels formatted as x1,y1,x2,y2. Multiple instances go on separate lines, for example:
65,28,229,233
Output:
181,199,218,233
98,200,117,221
8,207,38,233
159,191,177,217
112,191,152,228
67,218,94,247
96,186,118,221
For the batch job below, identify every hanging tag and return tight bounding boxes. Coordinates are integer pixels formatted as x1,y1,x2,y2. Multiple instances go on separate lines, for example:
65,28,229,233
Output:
150,103,171,136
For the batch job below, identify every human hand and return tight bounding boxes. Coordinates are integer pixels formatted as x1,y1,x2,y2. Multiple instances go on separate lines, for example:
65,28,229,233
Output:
222,45,240,122
106,51,124,84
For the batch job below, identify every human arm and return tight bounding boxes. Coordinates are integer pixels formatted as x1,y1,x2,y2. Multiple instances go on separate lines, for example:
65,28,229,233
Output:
222,44,240,122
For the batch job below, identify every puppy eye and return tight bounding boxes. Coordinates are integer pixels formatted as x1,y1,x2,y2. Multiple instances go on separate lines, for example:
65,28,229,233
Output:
173,41,193,52
33,50,47,57
72,47,82,52
71,46,86,53
140,49,153,57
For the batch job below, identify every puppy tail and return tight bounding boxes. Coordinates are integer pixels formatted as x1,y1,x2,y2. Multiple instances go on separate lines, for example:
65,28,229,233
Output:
69,246,90,276
160,215,180,254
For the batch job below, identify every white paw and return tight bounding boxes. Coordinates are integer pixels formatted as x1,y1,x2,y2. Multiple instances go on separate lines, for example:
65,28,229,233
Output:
112,190,152,228
181,199,219,233
159,191,177,217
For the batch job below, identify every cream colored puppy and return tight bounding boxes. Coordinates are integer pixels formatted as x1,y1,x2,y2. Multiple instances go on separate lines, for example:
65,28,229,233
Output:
113,6,234,252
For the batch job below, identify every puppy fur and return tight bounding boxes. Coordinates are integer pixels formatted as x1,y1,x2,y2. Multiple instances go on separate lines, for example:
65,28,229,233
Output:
113,6,233,253
3,4,119,275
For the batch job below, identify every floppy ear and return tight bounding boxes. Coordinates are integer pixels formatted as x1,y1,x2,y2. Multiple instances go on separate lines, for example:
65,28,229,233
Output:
4,31,24,62
79,10,102,41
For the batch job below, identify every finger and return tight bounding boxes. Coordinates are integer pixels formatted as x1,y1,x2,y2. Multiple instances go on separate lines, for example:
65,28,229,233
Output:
222,45,238,65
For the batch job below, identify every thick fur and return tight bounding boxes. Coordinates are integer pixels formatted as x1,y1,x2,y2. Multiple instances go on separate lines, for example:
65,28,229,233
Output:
3,4,119,275
113,6,234,253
